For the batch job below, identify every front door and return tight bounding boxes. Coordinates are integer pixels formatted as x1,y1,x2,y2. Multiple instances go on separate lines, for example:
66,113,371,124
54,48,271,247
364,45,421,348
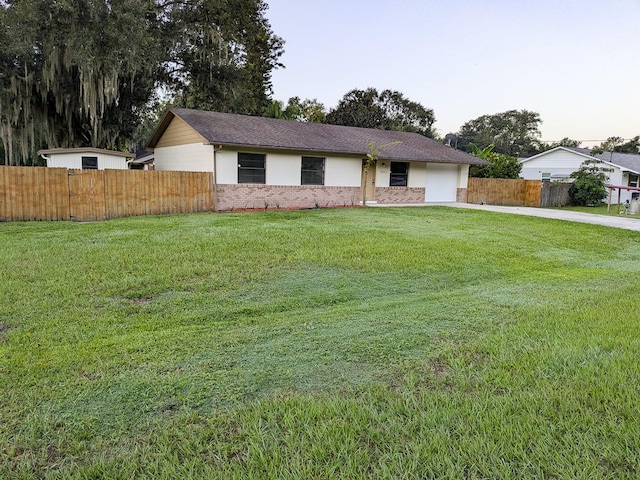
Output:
362,160,376,203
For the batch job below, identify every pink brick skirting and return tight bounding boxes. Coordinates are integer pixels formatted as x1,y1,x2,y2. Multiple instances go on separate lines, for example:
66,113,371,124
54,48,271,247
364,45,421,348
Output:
215,184,465,211
374,187,425,204
216,184,362,211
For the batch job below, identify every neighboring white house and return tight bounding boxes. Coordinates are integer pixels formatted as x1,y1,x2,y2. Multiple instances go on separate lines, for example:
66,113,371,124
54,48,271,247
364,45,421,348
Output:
37,147,134,170
146,108,487,211
520,146,640,203
129,151,155,170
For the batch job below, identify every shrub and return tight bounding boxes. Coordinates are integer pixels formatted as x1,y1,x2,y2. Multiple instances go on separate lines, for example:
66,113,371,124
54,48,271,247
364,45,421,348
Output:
568,159,611,206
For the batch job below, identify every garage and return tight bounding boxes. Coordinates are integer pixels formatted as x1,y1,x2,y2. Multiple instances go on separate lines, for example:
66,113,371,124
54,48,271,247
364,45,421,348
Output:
425,163,458,202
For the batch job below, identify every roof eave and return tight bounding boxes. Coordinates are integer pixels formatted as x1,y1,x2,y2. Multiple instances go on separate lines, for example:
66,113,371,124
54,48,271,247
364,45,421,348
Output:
214,142,486,164
36,147,134,158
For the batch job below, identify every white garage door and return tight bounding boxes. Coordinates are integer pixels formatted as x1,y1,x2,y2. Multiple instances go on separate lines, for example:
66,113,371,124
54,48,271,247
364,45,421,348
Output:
425,163,458,202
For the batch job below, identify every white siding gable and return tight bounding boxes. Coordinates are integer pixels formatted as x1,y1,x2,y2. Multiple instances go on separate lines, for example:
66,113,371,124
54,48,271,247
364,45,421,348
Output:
520,149,591,180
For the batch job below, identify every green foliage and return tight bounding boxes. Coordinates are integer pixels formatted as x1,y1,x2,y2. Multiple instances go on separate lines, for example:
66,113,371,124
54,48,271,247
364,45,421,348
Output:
263,97,327,123
568,159,611,206
592,135,639,154
458,109,542,157
283,97,327,123
0,0,163,164
468,143,522,178
0,0,284,165
615,135,640,153
2,208,640,477
540,137,581,150
326,88,435,137
170,0,284,115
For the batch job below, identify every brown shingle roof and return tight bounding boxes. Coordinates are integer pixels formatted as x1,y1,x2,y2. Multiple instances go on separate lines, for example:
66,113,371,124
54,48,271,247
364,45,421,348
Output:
148,108,487,165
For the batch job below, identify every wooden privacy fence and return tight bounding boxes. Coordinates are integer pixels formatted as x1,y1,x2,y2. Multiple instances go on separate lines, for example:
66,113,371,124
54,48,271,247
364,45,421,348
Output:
467,178,542,207
540,181,571,208
467,178,572,207
0,166,215,222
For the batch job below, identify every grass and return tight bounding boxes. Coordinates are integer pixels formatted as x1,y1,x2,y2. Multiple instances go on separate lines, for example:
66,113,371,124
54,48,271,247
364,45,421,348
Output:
1,206,640,478
556,203,640,217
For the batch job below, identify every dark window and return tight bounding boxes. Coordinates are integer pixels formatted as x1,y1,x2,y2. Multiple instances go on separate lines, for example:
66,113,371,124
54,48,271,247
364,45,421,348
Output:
390,162,409,186
238,153,266,184
82,156,98,170
629,174,639,188
301,156,325,185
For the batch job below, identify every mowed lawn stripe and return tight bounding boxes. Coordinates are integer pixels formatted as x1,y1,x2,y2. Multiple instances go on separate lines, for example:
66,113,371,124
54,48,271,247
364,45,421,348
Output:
1,207,639,478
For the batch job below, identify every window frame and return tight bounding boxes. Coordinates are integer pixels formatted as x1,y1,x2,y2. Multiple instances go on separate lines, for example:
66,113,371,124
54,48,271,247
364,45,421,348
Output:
301,156,325,185
237,152,266,184
628,173,639,188
81,156,98,170
389,161,409,187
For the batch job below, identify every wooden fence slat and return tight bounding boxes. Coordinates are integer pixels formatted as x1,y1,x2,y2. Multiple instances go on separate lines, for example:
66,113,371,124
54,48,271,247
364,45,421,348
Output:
468,178,542,207
0,167,7,221
1,167,215,222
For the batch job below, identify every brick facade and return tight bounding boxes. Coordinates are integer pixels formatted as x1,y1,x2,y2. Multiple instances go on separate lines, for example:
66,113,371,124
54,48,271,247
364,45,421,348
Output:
216,184,362,211
215,184,464,211
374,187,426,204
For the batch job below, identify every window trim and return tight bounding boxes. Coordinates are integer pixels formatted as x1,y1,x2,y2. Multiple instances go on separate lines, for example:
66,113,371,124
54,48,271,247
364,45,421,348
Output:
301,156,325,185
389,161,409,187
237,152,266,184
629,173,639,188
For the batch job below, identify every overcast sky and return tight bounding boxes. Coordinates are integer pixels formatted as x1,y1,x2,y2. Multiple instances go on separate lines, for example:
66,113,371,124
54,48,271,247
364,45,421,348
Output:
266,0,640,146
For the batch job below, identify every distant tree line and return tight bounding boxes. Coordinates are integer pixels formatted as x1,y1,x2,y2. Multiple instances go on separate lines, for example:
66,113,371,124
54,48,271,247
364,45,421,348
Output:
263,88,435,139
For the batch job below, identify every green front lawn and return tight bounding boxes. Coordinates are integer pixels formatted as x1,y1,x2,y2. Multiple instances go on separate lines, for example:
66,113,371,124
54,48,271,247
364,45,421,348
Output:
557,203,640,217
2,207,639,478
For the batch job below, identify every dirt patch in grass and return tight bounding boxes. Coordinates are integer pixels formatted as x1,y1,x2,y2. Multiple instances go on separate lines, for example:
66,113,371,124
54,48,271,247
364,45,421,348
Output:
129,296,154,305
0,323,9,341
430,358,453,376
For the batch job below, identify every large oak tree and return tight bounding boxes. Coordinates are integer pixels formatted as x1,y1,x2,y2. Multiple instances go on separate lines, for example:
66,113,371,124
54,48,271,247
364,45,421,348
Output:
0,0,283,165
325,88,436,138
457,109,542,158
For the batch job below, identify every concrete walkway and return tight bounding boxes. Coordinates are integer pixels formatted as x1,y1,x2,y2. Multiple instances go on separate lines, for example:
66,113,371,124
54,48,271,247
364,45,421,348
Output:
373,203,640,232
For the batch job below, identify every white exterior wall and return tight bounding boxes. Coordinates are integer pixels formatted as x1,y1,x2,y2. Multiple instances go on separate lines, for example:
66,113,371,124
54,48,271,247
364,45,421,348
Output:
519,149,623,182
153,144,469,198
324,157,361,186
216,149,239,184
608,169,633,203
154,143,213,172
520,149,634,201
520,150,587,180
216,149,362,187
215,150,362,186
375,161,426,188
46,152,129,170
408,162,427,188
458,164,469,188
266,153,301,185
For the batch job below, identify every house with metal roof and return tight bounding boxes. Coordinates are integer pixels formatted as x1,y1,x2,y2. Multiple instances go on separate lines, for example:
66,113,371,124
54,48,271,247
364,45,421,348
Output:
37,147,134,170
520,146,640,202
146,108,487,211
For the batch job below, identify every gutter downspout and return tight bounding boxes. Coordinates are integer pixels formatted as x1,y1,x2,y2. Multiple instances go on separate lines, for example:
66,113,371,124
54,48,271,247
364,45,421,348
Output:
213,145,222,211
39,153,51,166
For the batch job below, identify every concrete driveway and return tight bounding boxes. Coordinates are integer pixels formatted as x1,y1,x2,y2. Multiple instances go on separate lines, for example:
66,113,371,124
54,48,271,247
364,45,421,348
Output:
442,203,640,232
373,203,640,232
